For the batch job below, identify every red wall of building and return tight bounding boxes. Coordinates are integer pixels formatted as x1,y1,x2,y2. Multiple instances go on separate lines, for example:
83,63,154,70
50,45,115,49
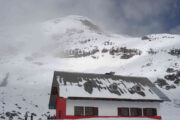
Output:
56,97,162,120
56,96,66,119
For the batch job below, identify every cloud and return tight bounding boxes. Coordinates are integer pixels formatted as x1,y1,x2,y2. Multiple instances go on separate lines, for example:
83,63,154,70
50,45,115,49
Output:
104,0,178,36
0,0,115,56
0,0,179,46
170,26,180,34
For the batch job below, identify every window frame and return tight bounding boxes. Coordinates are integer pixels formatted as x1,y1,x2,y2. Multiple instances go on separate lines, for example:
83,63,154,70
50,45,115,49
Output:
130,108,142,116
143,108,157,116
74,106,84,116
85,107,94,116
85,107,98,116
74,106,98,116
118,107,130,116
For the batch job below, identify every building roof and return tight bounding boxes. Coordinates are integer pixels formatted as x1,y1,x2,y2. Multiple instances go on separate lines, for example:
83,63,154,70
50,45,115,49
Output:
49,71,170,109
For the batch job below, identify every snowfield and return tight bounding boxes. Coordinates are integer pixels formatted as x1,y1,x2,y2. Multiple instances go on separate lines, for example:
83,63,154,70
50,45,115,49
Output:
0,15,180,120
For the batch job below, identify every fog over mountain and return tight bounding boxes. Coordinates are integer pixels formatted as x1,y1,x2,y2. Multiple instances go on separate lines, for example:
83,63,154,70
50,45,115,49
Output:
1,0,180,57
0,15,180,120
0,0,180,120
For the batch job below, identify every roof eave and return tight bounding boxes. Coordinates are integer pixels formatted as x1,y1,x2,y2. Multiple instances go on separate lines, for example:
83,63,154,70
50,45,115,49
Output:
66,96,163,102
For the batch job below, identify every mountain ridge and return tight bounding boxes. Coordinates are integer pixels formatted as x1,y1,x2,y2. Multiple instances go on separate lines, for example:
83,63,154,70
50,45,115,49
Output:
0,15,180,120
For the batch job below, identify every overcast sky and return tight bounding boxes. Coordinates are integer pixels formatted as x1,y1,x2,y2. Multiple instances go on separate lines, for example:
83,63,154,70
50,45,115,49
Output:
1,0,180,36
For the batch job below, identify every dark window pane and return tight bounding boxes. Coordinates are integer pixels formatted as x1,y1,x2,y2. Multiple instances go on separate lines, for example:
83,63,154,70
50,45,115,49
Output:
143,108,157,116
85,107,94,116
85,107,98,116
93,107,98,116
74,106,84,116
130,108,142,116
118,108,129,116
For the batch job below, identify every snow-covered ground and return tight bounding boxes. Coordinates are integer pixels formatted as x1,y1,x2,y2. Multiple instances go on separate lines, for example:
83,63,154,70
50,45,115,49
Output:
0,15,180,120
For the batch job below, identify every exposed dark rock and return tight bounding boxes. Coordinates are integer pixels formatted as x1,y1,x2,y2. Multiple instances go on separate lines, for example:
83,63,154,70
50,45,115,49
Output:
35,105,39,108
166,85,176,90
174,79,180,85
79,19,102,34
17,112,21,115
109,47,141,59
168,49,180,56
5,112,18,118
58,47,99,58
147,48,157,55
166,68,176,73
102,48,108,53
0,116,5,119
176,71,180,77
104,41,113,45
154,78,168,88
145,63,152,67
32,113,37,116
105,72,115,75
0,73,9,87
91,56,98,59
121,54,134,59
79,39,91,44
141,36,150,40
164,74,177,81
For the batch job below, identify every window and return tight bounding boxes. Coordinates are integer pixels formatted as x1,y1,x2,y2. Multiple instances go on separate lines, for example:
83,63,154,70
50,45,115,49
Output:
143,108,157,116
93,107,98,116
85,107,94,116
85,107,98,116
74,106,84,116
74,106,98,116
118,108,129,116
130,108,142,116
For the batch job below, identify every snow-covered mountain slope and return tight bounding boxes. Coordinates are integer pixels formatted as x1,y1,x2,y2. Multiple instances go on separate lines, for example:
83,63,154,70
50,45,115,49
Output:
0,15,180,120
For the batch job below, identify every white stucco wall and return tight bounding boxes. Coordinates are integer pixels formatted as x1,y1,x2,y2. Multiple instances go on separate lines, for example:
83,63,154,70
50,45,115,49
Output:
66,99,161,116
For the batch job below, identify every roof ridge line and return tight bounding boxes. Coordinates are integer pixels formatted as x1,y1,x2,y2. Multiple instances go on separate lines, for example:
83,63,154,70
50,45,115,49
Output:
54,71,148,79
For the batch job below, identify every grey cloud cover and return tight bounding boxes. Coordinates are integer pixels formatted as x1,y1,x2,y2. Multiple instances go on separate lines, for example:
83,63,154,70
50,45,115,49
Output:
0,0,180,35
0,0,180,55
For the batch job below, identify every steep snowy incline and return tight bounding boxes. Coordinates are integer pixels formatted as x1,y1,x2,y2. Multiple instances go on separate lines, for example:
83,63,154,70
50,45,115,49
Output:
0,15,180,120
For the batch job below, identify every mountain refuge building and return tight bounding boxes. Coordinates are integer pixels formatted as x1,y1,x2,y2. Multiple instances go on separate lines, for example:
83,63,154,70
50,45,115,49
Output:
49,71,170,119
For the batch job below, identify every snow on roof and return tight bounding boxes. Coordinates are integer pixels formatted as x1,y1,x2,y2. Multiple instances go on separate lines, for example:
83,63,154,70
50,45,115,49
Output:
50,71,170,102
